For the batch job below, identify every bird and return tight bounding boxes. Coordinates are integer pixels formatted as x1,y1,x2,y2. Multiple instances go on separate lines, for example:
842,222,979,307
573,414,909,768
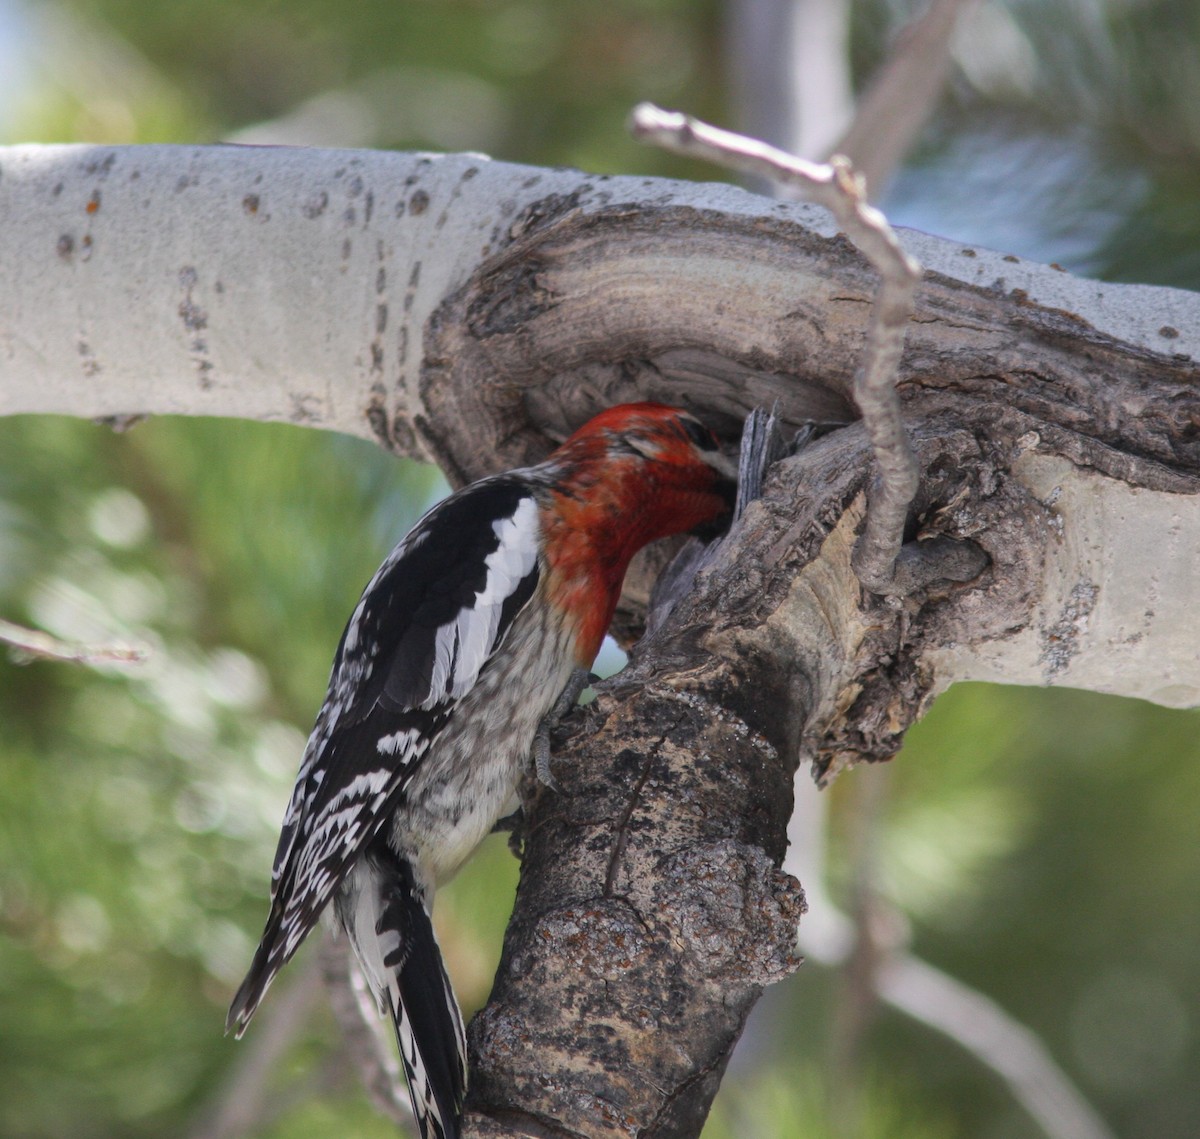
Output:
227,402,737,1139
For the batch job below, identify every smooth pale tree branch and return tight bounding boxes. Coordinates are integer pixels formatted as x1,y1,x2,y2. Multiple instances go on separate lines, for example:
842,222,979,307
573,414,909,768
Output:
878,954,1116,1139
4,140,1200,1135
725,0,855,167
826,764,890,1136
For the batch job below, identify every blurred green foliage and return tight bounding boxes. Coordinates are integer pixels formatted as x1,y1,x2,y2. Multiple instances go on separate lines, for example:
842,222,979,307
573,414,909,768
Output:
1,2,1198,1138
0,415,442,1137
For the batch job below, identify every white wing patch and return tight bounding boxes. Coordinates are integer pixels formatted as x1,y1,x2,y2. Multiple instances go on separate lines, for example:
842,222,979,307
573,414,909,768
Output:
424,496,540,709
324,767,393,807
377,727,425,755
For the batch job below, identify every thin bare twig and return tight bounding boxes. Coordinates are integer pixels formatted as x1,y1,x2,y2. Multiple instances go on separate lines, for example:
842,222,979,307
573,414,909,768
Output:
828,764,893,1137
629,104,923,596
188,954,326,1139
787,775,1115,1139
0,616,149,666
828,0,976,199
318,934,414,1130
878,955,1116,1139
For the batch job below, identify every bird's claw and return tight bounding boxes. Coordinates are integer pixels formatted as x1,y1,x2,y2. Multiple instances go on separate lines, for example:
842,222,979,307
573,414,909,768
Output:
533,729,560,793
530,667,594,791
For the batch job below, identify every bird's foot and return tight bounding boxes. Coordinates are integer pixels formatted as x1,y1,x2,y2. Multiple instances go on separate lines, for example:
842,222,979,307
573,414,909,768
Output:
531,667,597,791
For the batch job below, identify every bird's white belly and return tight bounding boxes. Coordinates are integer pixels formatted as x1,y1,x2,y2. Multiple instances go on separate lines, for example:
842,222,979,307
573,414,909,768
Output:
392,605,576,888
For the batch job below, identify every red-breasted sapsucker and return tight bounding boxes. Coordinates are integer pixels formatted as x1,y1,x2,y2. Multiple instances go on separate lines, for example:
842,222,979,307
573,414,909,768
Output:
227,403,736,1139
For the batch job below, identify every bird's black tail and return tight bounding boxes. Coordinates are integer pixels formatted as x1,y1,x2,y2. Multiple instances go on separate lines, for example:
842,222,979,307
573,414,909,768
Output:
341,843,467,1139
226,900,287,1037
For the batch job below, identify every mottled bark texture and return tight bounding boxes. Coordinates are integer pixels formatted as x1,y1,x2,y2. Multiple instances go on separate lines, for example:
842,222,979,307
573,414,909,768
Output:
417,197,1200,1136
469,688,803,1138
459,414,1039,1135
422,196,1199,642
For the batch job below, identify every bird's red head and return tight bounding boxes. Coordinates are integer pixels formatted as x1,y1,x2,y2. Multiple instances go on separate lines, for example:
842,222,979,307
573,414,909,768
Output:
541,402,736,659
553,402,736,531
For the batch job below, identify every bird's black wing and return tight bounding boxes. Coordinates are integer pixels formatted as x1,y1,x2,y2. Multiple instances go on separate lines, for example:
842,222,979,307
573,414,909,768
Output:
227,476,541,1034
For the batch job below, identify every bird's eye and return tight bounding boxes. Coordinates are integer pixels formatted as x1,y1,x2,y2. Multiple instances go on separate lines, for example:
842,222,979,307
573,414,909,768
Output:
679,415,719,452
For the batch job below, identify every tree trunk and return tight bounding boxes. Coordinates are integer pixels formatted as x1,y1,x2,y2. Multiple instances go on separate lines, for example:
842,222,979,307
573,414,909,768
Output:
2,143,1198,1136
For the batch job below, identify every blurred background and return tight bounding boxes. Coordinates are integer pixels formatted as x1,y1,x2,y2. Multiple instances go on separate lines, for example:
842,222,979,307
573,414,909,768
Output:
1,2,1197,1137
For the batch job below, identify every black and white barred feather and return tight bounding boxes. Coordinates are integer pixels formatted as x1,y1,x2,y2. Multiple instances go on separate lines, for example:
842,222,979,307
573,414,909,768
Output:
228,475,558,1139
